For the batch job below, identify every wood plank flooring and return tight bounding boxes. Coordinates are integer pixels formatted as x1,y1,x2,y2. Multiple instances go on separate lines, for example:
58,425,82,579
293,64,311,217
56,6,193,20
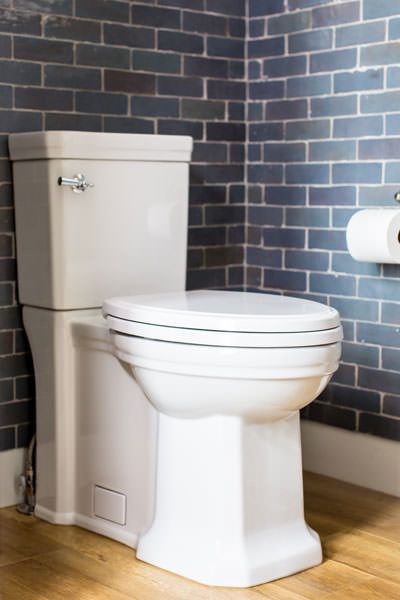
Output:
0,472,399,599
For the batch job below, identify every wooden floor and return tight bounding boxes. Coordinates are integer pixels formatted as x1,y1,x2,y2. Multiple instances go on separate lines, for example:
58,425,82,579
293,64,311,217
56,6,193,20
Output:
0,472,399,599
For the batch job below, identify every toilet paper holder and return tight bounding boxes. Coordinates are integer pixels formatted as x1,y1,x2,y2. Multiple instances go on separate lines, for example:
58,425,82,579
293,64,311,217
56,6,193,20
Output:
394,191,400,203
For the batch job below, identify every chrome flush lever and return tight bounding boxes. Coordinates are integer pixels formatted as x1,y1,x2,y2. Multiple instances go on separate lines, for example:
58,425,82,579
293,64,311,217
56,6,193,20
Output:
57,173,94,194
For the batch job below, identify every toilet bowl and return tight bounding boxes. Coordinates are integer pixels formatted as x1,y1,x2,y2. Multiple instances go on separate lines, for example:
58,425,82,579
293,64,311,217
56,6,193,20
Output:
104,289,342,587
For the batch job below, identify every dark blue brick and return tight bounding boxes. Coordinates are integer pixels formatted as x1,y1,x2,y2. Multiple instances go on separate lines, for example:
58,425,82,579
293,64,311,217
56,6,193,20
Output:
286,207,329,227
250,122,284,141
0,8,41,35
382,302,400,324
360,138,400,160
249,0,284,17
76,0,128,22
208,79,245,100
332,208,358,228
158,119,202,139
389,18,400,40
183,11,227,36
286,164,329,184
229,185,245,204
248,164,283,183
310,186,356,206
334,69,383,93
76,91,127,114
266,99,307,121
287,74,330,98
383,395,400,417
359,413,400,442
327,384,380,411
359,277,400,301
360,185,400,207
332,163,382,184
330,296,379,321
333,116,382,138
229,17,245,38
158,30,203,54
184,99,225,120
310,273,356,296
207,37,244,59
382,348,400,371
341,320,355,341
103,23,154,49
289,0,332,8
336,21,385,47
192,143,226,163
246,246,282,267
206,122,245,141
364,0,400,19
134,50,180,74
264,268,306,291
309,141,355,161
188,226,226,247
248,144,261,162
44,16,100,42
308,402,356,431
248,60,261,79
46,113,101,131
229,225,245,245
131,96,179,118
205,245,243,268
312,2,360,27
332,252,380,276
229,102,245,121
190,185,226,205
263,142,305,162
0,427,14,451
230,144,244,163
310,48,357,73
358,322,400,348
0,110,42,133
249,80,284,100
263,227,305,248
285,250,329,271
266,186,306,205
385,162,400,183
249,19,265,38
309,229,347,250
361,89,400,113
76,43,130,69
186,268,226,290
45,64,101,90
248,206,283,226
268,10,311,34
158,75,202,97
206,0,245,17
248,37,285,59
15,36,73,63
104,70,155,95
15,87,72,111
286,119,330,140
289,28,332,54
131,4,180,28
359,367,400,397
15,0,72,14
361,43,400,67
263,55,306,78
104,117,154,134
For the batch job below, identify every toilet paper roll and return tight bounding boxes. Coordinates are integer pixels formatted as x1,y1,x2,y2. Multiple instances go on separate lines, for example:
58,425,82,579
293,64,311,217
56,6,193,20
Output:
346,209,400,263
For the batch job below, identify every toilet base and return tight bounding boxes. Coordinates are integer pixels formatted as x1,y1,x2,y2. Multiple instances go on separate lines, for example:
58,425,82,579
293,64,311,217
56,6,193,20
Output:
137,411,322,587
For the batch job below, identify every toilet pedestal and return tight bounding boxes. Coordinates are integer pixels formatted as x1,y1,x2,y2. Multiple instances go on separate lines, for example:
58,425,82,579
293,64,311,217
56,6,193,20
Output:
136,411,322,587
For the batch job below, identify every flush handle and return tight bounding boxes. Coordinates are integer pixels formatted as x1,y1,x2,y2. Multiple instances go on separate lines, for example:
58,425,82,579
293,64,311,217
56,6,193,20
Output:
57,173,94,194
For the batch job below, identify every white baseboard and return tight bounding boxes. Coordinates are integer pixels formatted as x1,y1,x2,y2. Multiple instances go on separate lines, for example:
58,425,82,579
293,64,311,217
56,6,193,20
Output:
301,420,400,497
0,448,25,508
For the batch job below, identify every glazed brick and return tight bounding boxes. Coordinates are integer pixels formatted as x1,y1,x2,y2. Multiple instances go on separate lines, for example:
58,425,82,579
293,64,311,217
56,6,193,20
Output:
312,2,360,28
309,140,355,161
184,56,228,79
15,87,72,111
310,273,356,296
205,246,243,268
183,11,227,36
333,116,382,138
103,23,154,49
359,413,400,442
0,34,10,57
387,67,400,89
76,0,128,22
190,185,226,205
0,307,22,330
250,121,284,142
0,355,32,379
207,37,244,59
327,384,380,411
364,0,400,19
228,265,244,287
285,250,329,271
249,81,284,101
286,164,329,184
158,119,202,139
382,302,400,324
0,379,12,403
134,50,180,74
0,330,11,353
158,75,202,98
229,225,245,245
229,17,245,38
332,252,379,276
158,30,203,54
286,120,330,140
246,267,262,288
105,70,155,95
0,9,41,35
103,116,149,135
383,395,400,418
14,0,72,14
206,0,245,17
0,60,40,85
0,428,14,451
14,36,73,64
334,69,383,94
0,161,11,182
287,74,331,98
45,65,101,90
359,277,400,301
264,268,306,291
203,164,243,183
263,142,305,162
286,207,329,228
331,208,358,228
248,61,261,80
249,0,284,17
269,11,311,35
188,226,226,247
132,5,180,29
0,85,10,108
229,185,245,204
336,21,385,48
289,29,332,54
207,79,245,100
182,99,225,120
389,18,400,40
0,110,42,133
333,163,382,184
308,229,347,250
247,164,283,184
187,248,203,269
188,207,202,227
77,44,130,69
360,138,400,160
359,185,400,208
0,208,15,232
248,144,261,162
159,0,202,8
330,296,379,322
263,227,305,248
187,268,226,290
357,322,400,349
206,123,245,142
289,0,332,8
382,348,400,371
249,19,265,38
248,206,283,226
229,60,244,80
229,102,245,121
46,113,102,131
44,16,100,42
361,43,400,67
263,56,306,79
266,186,306,205
310,49,357,73
15,331,29,354
0,234,12,257
76,91,127,114
359,367,400,397
385,162,400,183
311,95,357,117
266,99,307,121
248,37,285,59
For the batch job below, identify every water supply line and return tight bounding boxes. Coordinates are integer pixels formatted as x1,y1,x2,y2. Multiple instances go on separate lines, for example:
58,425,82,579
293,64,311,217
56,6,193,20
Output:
17,433,36,515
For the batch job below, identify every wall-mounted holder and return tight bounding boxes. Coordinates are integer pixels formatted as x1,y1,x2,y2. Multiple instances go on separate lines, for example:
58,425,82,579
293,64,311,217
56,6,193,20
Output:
347,207,400,264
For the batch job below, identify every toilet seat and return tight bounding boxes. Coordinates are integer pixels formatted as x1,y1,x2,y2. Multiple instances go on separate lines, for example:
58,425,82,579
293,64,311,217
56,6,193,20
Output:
104,291,342,348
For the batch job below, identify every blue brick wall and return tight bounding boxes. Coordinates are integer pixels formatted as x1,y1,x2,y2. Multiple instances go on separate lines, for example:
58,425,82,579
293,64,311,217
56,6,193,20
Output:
247,0,400,442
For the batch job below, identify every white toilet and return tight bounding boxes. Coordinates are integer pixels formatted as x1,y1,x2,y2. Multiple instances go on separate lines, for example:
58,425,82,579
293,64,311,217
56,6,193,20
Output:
10,131,342,588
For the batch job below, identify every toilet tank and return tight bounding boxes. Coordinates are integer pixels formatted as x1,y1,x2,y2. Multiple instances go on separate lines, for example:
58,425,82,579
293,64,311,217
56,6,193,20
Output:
9,131,192,310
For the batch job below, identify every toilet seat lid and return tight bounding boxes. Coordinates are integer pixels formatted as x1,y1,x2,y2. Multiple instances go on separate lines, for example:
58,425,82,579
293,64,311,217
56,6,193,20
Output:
103,290,340,333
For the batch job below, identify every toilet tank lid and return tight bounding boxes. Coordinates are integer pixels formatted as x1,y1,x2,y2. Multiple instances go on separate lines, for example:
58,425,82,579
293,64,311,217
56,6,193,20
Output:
103,290,341,333
8,131,193,162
